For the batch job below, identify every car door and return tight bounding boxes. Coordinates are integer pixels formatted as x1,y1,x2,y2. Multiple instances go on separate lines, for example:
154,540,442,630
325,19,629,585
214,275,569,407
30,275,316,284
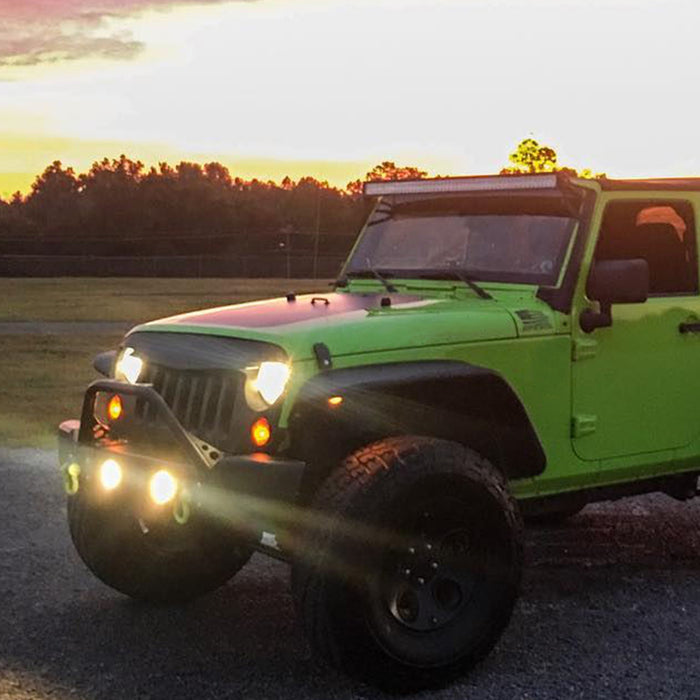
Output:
572,195,700,461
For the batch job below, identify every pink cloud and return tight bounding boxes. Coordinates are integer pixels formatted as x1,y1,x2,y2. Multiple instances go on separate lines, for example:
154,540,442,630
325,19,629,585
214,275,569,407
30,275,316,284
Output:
0,1,252,66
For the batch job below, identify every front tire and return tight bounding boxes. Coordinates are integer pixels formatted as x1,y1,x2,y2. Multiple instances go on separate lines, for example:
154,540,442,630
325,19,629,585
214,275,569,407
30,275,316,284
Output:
68,487,253,603
292,436,523,691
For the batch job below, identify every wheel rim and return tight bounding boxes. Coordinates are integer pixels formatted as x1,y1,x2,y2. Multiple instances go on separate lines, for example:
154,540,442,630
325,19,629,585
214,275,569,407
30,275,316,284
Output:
382,509,478,632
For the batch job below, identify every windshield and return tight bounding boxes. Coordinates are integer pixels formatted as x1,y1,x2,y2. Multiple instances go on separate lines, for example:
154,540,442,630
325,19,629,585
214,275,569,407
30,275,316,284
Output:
346,198,578,286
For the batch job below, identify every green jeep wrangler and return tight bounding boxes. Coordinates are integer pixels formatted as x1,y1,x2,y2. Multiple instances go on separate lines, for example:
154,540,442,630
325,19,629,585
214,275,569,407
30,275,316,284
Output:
58,173,700,690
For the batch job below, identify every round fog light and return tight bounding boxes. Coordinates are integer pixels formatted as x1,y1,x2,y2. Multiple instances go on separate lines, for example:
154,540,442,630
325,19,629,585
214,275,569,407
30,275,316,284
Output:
149,470,178,506
99,459,122,491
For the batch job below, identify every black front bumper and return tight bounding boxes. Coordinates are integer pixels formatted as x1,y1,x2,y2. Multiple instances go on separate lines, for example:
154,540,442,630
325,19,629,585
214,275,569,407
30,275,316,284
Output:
59,379,306,555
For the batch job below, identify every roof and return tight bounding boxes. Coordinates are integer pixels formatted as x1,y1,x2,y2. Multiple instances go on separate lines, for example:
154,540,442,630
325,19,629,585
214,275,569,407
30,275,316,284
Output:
596,177,700,191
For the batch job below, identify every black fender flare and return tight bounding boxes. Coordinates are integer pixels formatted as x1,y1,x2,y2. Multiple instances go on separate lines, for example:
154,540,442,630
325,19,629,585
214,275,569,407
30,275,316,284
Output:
287,360,546,483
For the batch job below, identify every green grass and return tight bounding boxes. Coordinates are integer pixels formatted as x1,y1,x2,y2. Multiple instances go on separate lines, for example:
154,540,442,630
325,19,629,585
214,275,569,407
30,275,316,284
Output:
0,277,332,447
0,334,122,447
0,277,331,323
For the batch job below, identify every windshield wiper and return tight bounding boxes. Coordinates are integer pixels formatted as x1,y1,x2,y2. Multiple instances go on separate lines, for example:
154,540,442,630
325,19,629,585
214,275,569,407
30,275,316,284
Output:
344,266,398,293
418,269,493,300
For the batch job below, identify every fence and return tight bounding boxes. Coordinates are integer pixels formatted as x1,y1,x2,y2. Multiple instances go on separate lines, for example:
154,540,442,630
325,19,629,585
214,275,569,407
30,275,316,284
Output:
0,254,348,278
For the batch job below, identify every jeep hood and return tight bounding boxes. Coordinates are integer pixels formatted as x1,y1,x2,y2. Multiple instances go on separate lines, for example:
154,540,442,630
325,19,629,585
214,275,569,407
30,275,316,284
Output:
131,291,546,360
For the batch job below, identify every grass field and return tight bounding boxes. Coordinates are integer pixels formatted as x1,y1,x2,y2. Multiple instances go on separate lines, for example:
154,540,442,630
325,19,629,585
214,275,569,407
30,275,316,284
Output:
0,334,120,447
1,278,330,446
0,277,331,323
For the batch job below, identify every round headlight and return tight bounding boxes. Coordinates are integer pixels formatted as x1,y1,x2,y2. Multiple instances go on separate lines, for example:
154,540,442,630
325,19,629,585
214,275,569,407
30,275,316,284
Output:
246,361,291,409
115,347,143,384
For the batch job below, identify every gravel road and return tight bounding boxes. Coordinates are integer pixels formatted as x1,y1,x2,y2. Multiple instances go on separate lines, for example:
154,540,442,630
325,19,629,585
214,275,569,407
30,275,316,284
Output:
1,448,698,700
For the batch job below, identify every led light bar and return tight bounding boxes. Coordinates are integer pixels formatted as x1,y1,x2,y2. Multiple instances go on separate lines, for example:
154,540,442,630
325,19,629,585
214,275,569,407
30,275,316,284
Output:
363,174,559,197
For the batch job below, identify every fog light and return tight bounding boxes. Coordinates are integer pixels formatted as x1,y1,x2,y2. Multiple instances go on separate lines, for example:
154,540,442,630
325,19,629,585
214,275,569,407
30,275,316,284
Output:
99,459,122,491
108,395,123,421
149,470,178,506
251,417,271,447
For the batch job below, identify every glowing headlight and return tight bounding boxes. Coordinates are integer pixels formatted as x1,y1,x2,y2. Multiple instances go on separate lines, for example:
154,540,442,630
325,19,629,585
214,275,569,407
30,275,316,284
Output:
149,470,178,506
99,459,122,491
251,362,291,407
115,347,143,384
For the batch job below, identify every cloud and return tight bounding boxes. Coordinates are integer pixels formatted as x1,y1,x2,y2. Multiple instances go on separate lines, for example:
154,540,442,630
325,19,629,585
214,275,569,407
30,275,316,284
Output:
0,1,250,67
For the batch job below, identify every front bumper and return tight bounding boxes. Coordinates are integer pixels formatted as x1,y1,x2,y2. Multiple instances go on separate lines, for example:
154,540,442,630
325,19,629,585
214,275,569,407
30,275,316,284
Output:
58,379,306,555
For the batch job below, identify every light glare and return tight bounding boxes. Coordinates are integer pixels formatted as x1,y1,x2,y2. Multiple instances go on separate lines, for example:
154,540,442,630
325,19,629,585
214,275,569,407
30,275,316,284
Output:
108,395,123,421
149,470,178,506
99,459,122,491
254,362,291,405
116,348,143,384
251,417,271,447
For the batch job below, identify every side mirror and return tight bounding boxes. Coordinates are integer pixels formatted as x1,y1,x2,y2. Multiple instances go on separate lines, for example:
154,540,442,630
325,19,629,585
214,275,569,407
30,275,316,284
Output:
93,350,117,377
580,259,649,333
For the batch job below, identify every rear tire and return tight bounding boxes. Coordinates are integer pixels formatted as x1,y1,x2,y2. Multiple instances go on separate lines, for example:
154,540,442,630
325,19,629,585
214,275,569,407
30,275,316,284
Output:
68,487,252,603
292,436,523,691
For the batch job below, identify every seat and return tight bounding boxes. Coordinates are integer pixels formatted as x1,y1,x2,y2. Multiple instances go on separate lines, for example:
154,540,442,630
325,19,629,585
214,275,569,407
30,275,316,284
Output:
596,222,691,295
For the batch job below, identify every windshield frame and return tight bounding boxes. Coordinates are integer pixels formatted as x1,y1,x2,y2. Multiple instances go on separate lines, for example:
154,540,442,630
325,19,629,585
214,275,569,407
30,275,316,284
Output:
342,193,582,290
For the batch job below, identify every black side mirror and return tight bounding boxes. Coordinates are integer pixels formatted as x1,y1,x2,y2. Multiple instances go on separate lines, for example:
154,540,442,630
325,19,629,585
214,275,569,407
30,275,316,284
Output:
580,259,649,333
93,350,117,377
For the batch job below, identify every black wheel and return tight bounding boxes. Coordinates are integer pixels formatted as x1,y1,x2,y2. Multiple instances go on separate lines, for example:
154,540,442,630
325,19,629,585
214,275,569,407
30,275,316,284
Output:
292,436,523,691
68,486,253,603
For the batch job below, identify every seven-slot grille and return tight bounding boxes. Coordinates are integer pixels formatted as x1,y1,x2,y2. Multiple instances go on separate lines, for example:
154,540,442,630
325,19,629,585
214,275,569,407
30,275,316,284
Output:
136,363,244,448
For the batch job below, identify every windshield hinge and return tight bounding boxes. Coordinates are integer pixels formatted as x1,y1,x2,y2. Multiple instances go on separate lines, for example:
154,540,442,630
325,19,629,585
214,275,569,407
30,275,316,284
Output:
572,337,598,362
572,414,597,438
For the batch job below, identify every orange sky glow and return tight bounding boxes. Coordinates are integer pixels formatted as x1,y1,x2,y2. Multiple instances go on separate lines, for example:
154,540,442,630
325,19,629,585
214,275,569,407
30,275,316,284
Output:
1,0,700,197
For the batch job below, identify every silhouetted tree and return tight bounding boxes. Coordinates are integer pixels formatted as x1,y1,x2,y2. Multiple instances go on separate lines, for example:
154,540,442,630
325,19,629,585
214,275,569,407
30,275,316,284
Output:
501,138,558,174
24,161,81,236
79,155,145,238
346,161,429,196
501,138,605,178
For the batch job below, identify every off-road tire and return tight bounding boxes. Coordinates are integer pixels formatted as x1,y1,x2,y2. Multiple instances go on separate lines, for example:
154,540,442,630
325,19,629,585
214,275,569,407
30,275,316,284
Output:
292,436,523,692
68,488,252,603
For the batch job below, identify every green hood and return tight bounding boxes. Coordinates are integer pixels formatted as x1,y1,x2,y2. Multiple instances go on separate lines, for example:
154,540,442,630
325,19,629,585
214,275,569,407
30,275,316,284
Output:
131,290,553,361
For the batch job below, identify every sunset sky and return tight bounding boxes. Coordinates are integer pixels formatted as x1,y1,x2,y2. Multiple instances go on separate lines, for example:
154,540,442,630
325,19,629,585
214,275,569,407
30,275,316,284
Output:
1,0,699,197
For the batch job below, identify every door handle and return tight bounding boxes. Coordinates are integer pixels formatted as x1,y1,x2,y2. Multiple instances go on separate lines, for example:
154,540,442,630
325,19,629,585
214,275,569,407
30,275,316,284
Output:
679,321,700,334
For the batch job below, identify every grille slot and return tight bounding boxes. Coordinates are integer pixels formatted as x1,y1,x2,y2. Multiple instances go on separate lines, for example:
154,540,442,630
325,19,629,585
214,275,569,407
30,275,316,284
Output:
136,364,242,448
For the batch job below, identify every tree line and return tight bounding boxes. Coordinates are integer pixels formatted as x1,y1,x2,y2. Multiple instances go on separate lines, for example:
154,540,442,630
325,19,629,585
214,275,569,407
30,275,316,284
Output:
0,139,598,257
0,157,383,256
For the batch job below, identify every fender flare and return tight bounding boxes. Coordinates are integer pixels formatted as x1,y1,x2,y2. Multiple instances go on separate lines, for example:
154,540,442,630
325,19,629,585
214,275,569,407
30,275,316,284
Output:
288,360,546,481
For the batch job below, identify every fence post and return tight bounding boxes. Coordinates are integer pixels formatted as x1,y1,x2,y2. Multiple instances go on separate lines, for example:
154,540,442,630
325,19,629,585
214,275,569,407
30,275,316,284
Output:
313,192,321,280
286,230,291,279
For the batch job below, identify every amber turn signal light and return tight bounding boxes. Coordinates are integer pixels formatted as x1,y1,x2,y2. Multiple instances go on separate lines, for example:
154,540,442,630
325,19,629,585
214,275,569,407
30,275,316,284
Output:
328,396,343,407
108,395,123,421
251,417,271,447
